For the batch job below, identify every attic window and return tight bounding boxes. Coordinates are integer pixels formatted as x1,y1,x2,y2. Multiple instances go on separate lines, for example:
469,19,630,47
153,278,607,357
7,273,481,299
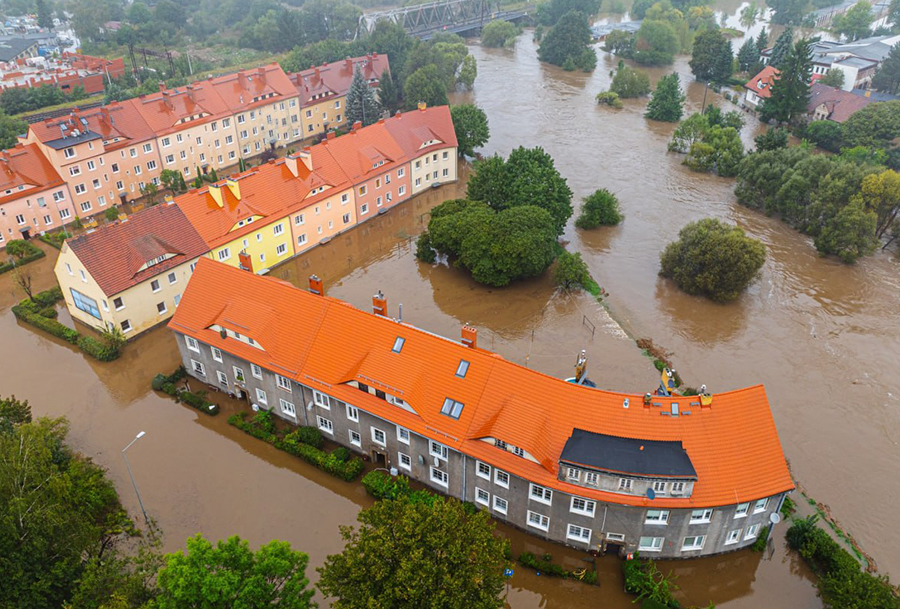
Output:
392,337,405,353
440,398,464,419
456,360,469,378
671,403,679,417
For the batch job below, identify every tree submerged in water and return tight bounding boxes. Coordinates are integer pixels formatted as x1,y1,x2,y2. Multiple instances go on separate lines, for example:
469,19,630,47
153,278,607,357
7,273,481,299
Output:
537,10,597,72
660,218,766,301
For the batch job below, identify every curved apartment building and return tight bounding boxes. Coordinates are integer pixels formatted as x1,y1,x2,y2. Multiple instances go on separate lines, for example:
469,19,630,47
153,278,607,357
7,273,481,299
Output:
169,258,794,559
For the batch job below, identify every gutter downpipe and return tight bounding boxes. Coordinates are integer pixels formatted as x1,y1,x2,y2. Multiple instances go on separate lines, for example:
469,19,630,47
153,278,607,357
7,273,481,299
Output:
461,453,467,502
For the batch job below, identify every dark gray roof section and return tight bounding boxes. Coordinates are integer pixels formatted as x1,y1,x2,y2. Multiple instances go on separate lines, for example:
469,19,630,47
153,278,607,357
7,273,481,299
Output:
0,37,38,61
560,429,697,478
44,131,102,149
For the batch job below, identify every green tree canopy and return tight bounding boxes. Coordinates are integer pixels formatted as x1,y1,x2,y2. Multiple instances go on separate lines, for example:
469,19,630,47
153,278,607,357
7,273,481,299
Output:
481,20,521,47
554,250,592,292
631,0,656,18
0,111,26,149
450,104,490,157
768,27,794,68
155,535,314,609
535,0,603,25
645,72,685,122
820,67,846,88
660,218,766,301
684,125,745,177
768,0,808,25
851,168,900,237
466,146,573,235
669,112,711,152
633,19,680,65
346,65,382,126
872,42,900,94
610,65,651,97
842,100,900,148
689,29,733,83
756,28,769,51
754,127,789,151
317,495,509,608
737,38,760,72
36,0,54,28
576,188,623,227
403,65,449,110
537,10,597,71
377,69,402,115
834,1,874,41
760,37,813,124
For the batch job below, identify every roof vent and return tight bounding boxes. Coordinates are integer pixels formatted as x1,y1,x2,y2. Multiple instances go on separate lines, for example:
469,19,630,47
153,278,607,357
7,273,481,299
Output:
623,398,630,409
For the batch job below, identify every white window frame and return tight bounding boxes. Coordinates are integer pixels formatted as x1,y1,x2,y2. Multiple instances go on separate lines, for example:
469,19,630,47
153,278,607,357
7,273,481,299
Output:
429,440,449,461
397,427,410,444
682,535,706,551
371,427,386,446
211,346,223,362
280,399,296,417
690,508,713,524
653,481,667,494
638,536,664,552
585,471,599,486
475,487,490,506
493,495,508,515
275,374,292,393
754,498,769,514
570,496,596,517
618,478,633,492
671,481,686,495
529,483,553,506
317,415,333,434
313,390,330,409
725,529,742,545
494,469,510,489
398,451,411,470
251,363,263,379
745,523,761,540
526,510,549,532
430,466,448,487
191,359,205,376
186,336,200,352
349,430,361,447
346,404,358,422
255,388,267,405
476,460,491,480
567,524,592,543
566,467,580,481
735,502,750,518
645,510,670,525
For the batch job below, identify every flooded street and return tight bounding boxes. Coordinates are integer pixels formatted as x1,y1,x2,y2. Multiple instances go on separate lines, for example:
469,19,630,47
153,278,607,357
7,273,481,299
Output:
2,9,897,607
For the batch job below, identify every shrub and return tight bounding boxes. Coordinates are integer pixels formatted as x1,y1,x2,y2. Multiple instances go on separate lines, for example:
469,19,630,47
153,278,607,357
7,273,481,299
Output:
517,552,598,584
576,188,623,228
660,218,766,302
293,425,324,449
622,557,680,607
481,20,520,47
415,231,437,263
596,91,624,108
331,446,351,462
751,525,770,551
755,127,789,151
104,207,119,221
177,389,219,415
13,304,79,343
610,65,651,98
77,335,118,361
781,496,796,518
362,471,412,499
0,240,45,274
554,250,592,292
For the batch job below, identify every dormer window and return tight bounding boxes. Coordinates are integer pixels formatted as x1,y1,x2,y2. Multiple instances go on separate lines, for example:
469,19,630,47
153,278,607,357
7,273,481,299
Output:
392,336,405,353
440,397,464,419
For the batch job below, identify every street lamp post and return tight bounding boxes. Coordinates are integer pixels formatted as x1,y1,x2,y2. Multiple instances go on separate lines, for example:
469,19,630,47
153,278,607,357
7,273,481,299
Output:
122,431,149,524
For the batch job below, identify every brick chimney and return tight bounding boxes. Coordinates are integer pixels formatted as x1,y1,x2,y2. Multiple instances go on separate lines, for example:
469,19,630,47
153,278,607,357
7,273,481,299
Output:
351,121,362,132
257,66,266,83
161,91,172,109
308,274,323,295
461,325,477,349
372,290,387,317
326,130,336,140
158,81,166,92
344,56,353,70
186,84,195,103
417,101,426,111
239,70,248,90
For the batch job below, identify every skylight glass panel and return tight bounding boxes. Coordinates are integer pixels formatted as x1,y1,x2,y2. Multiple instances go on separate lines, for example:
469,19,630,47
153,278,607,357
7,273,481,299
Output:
441,397,464,419
392,336,405,353
456,360,469,378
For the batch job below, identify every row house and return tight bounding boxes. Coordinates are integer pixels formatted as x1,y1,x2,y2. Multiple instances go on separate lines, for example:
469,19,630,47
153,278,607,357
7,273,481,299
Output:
130,80,239,180
53,104,457,335
169,259,794,559
0,143,73,247
54,202,208,336
207,64,302,160
288,53,390,140
23,101,163,217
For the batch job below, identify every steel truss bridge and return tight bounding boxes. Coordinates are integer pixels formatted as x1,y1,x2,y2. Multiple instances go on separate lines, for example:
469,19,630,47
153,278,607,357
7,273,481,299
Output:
358,0,529,40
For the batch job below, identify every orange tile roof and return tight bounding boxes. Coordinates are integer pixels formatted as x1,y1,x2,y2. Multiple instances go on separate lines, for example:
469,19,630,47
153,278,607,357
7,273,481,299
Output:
67,203,208,296
288,54,390,108
130,81,231,136
175,105,457,247
207,63,299,113
746,66,780,99
170,259,794,509
0,143,66,204
28,99,156,151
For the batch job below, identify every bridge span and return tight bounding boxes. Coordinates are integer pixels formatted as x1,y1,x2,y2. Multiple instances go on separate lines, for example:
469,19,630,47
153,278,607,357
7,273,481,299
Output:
358,0,529,40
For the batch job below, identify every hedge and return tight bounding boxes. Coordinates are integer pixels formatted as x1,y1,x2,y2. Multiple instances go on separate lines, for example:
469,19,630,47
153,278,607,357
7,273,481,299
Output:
228,411,364,481
518,551,599,585
39,231,68,250
787,516,900,609
151,367,219,415
12,287,121,361
0,241,45,274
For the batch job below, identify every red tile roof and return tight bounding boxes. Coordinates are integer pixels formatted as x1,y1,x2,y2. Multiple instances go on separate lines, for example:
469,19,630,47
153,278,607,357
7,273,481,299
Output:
383,105,458,159
807,83,874,122
28,99,157,151
288,54,390,107
0,143,66,204
170,259,794,509
207,63,298,113
67,203,208,297
130,81,232,136
746,66,780,99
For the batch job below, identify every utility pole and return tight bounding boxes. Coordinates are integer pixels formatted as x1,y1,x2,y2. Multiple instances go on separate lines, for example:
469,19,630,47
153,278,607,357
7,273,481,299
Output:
701,81,710,113
122,431,149,525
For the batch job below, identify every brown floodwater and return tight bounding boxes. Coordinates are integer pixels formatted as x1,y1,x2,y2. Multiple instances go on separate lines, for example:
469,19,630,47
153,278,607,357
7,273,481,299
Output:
2,14,894,608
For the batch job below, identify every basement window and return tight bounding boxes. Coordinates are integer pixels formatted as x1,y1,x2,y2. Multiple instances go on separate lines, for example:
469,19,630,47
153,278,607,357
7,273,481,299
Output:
440,398,464,419
455,360,469,378
392,336,405,353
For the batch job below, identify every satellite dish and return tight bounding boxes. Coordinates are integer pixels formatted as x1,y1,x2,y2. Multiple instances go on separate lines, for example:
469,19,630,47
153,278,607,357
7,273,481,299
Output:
646,488,656,500
770,512,782,525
